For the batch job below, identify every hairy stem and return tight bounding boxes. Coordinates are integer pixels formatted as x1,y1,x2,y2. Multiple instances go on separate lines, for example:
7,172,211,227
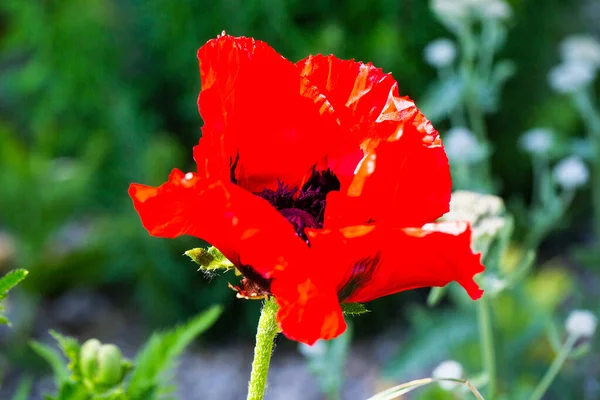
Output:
247,297,279,400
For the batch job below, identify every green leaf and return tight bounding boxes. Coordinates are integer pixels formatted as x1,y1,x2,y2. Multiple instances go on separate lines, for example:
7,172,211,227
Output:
50,330,82,381
11,376,33,400
126,305,222,400
0,269,28,326
341,303,369,316
30,341,70,386
184,247,235,272
0,269,28,297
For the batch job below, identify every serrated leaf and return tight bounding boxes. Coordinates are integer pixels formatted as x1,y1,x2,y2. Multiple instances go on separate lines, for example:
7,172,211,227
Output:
49,331,82,380
30,341,70,386
341,303,369,315
126,305,222,400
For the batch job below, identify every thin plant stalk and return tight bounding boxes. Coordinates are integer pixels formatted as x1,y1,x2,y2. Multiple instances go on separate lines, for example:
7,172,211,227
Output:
572,90,600,252
528,334,578,400
247,297,279,400
477,296,496,400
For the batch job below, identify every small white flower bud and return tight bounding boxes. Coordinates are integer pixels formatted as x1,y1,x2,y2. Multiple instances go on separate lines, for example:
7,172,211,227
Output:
519,128,554,155
432,360,463,390
565,310,597,338
548,62,596,94
560,35,600,68
424,39,457,68
553,156,589,190
443,127,488,164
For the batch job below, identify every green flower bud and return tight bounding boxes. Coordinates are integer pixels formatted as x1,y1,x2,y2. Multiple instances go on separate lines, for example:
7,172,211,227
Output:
80,338,102,380
95,344,124,387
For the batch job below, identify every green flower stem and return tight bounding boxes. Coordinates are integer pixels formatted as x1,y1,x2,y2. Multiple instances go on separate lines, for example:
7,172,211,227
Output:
528,334,578,400
247,297,279,400
477,296,496,400
573,90,600,251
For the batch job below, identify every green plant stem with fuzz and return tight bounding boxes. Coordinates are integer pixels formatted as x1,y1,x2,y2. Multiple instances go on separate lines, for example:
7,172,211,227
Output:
528,334,578,400
247,297,280,400
477,296,496,400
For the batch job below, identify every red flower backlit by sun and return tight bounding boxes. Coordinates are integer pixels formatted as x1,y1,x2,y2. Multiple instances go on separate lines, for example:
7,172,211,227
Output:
129,33,485,345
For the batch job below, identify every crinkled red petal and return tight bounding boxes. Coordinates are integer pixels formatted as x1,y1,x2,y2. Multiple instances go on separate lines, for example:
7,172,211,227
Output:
271,276,346,345
197,35,341,192
305,221,484,303
128,170,308,278
297,55,451,227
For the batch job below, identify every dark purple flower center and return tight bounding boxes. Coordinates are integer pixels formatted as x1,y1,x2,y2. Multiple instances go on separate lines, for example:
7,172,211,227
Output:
255,168,340,243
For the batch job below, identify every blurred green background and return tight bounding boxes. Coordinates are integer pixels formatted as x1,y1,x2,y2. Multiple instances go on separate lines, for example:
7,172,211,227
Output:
0,0,598,398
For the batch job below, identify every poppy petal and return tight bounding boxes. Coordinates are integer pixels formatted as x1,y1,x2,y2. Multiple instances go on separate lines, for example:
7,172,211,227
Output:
128,170,308,278
271,276,346,345
305,221,484,304
297,56,451,227
197,35,341,192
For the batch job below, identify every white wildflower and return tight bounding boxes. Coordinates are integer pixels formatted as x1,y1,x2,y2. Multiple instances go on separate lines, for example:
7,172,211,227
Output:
477,0,512,20
560,35,600,69
565,310,597,338
432,360,463,390
548,61,596,94
519,128,554,155
431,0,470,19
424,39,457,68
444,127,488,164
553,156,589,190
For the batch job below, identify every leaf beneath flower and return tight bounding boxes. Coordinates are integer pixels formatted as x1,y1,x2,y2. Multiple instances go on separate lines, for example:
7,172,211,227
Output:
341,303,369,315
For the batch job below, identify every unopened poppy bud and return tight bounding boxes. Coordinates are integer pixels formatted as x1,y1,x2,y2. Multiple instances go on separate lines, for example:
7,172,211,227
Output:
80,338,102,380
95,344,124,387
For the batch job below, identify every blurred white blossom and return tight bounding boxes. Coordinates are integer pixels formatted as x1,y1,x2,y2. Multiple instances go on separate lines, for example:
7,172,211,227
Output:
560,35,600,69
477,0,512,20
444,127,488,164
431,0,470,20
553,156,589,190
424,39,457,68
432,360,463,390
565,310,597,338
548,61,596,94
519,128,554,155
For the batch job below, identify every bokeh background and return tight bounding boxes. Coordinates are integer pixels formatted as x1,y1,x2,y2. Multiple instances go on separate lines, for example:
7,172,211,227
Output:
1,0,599,399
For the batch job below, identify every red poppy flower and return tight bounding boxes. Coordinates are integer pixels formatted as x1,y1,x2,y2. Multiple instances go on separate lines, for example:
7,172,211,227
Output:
129,33,484,345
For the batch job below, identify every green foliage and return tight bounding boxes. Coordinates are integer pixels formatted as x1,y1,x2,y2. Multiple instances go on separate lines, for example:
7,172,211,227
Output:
341,302,370,316
0,269,28,325
31,306,221,400
126,305,222,399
